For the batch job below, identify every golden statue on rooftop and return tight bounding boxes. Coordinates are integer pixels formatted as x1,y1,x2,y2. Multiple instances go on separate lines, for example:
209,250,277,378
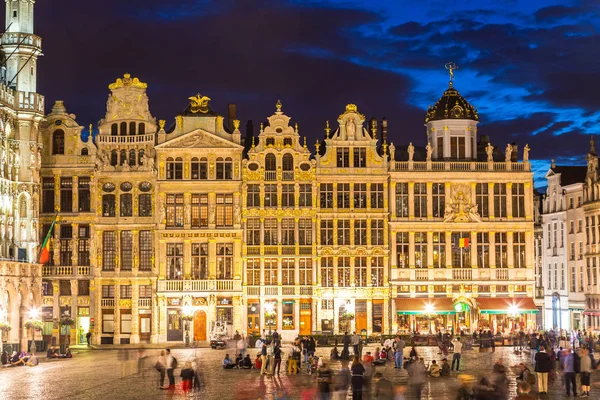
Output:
189,94,211,113
445,62,458,82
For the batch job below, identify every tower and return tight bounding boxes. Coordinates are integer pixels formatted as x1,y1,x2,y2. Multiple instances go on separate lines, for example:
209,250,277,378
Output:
2,0,41,92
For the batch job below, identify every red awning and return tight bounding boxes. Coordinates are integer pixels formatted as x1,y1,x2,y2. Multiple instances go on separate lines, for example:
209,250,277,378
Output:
477,297,538,314
395,297,455,315
583,312,600,316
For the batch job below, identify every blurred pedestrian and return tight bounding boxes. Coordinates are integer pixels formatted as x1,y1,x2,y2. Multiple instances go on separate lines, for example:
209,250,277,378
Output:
86,331,92,347
351,356,366,400
273,343,282,375
334,361,351,400
137,347,147,377
155,350,166,389
408,358,426,400
180,361,194,394
317,361,333,400
514,381,535,400
118,348,129,379
580,348,592,397
373,372,394,400
164,348,176,390
395,337,405,369
562,349,577,397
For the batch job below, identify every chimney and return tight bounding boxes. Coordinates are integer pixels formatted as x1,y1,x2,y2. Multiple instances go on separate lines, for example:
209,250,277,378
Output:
244,120,254,150
381,117,388,143
228,103,237,131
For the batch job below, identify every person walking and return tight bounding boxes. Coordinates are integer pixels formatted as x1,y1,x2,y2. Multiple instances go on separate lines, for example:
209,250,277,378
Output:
562,349,577,397
408,358,426,400
529,334,539,365
580,348,592,397
266,341,275,375
342,332,351,361
317,361,333,400
451,337,462,371
180,361,195,394
534,345,551,394
351,356,365,400
395,337,405,369
351,332,361,358
334,361,351,400
156,350,166,389
273,343,282,375
260,342,268,375
118,348,130,379
165,348,176,390
86,331,92,347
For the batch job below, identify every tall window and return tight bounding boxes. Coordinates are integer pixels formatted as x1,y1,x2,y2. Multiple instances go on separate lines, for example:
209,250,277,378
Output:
247,184,260,207
321,257,334,287
396,232,409,268
354,183,367,209
78,177,90,212
139,194,152,217
371,220,384,245
336,147,350,167
299,258,312,285
337,183,350,208
191,194,208,228
264,184,277,207
451,232,471,268
264,259,278,285
395,183,409,217
139,285,152,298
102,231,116,271
450,136,465,159
216,157,233,179
216,194,233,227
477,233,489,268
281,184,295,207
432,232,445,268
370,183,384,209
494,183,507,218
476,183,489,218
139,230,152,271
320,183,333,208
264,218,277,245
355,257,367,287
191,243,208,279
371,257,384,287
78,225,90,266
337,220,350,245
166,194,184,227
102,285,115,298
495,232,508,268
52,130,65,154
512,183,525,218
191,157,208,179
60,178,73,212
432,183,445,218
282,259,295,285
320,220,333,245
42,178,55,213
166,157,183,180
60,225,72,266
414,232,427,268
298,219,312,246
282,154,294,179
120,231,132,271
281,218,295,245
102,194,116,217
338,257,351,286
265,154,276,171
217,244,233,279
166,243,183,279
414,183,427,218
513,232,525,268
246,259,260,285
299,184,312,207
355,220,367,246
246,218,260,245
120,194,133,217
353,147,366,168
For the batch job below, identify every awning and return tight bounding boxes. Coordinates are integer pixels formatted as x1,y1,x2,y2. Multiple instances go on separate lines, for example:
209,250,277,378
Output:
395,297,456,315
477,297,538,314
583,311,600,316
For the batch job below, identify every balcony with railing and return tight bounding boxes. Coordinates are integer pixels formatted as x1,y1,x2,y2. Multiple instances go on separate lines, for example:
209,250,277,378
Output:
1,32,42,48
42,265,93,277
138,298,152,308
101,298,115,307
495,269,509,280
157,279,241,292
264,171,277,181
391,160,529,172
97,133,155,144
452,268,472,280
415,269,429,281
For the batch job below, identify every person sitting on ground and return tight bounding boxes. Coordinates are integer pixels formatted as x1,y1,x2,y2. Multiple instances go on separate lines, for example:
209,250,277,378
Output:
515,363,532,383
254,353,262,370
428,360,441,377
514,381,536,400
242,354,252,369
25,353,39,367
330,346,339,360
63,347,72,358
362,351,374,364
409,346,418,360
374,347,381,360
46,346,58,359
440,358,451,376
9,351,19,364
222,354,235,369
380,348,387,360
235,353,243,368
9,352,29,366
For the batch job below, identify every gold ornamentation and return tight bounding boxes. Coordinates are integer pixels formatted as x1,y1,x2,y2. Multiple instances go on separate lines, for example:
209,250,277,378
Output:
159,120,166,130
108,73,148,90
445,62,458,82
444,183,481,223
176,115,183,129
276,99,282,112
338,103,365,120
188,93,211,113
233,119,240,130
119,299,132,307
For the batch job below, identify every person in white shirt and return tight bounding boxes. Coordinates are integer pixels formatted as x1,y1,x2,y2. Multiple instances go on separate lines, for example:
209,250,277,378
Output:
451,338,463,371
164,348,175,389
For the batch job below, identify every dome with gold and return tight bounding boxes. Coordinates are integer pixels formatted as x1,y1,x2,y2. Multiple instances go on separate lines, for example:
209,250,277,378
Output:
425,82,479,123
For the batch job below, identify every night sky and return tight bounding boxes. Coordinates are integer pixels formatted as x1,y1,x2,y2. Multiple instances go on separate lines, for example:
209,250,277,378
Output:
29,0,600,186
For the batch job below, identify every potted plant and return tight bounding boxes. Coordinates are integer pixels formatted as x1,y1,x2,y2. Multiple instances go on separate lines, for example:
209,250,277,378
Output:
24,319,44,331
0,321,11,332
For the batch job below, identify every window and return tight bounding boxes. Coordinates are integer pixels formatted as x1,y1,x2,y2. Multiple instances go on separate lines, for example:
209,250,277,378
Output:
139,231,152,271
450,136,466,159
102,311,114,334
120,285,132,299
570,221,575,234
579,241,584,260
355,220,367,246
190,194,208,228
336,147,350,167
102,285,115,298
78,280,90,296
283,138,293,147
60,225,72,266
432,232,445,268
451,232,471,268
81,148,88,156
264,258,278,285
495,232,508,268
395,183,409,217
320,183,333,208
264,184,277,207
166,243,183,279
216,194,233,227
513,232,525,268
166,157,183,180
396,232,409,268
354,183,367,209
321,257,333,287
337,183,350,208
414,183,427,218
353,147,366,168
265,138,275,147
299,184,312,207
139,285,152,298
282,301,294,330
191,157,208,179
78,225,90,266
216,244,233,279
129,149,136,166
371,257,384,287
321,299,334,310
120,231,132,271
58,280,71,296
512,183,525,218
569,197,574,209
246,259,260,285
216,157,233,179
137,194,152,217
102,231,116,270
432,183,445,218
129,122,137,135
264,218,277,245
371,220,384,245
110,150,118,166
52,130,65,155
414,232,427,268
370,183,384,209
475,183,489,218
299,258,312,285
355,257,367,287
338,257,351,286
60,178,73,212
121,311,132,334
265,153,276,171
247,184,260,207
494,183,507,218
282,259,295,285
571,266,576,292
246,218,260,245
477,233,489,268
120,194,132,217
282,153,294,172
78,177,90,212
191,243,208,279
166,194,184,227
337,220,350,245
298,219,312,245
281,218,295,245
281,184,295,207
320,220,333,245
42,178,55,213
102,194,116,217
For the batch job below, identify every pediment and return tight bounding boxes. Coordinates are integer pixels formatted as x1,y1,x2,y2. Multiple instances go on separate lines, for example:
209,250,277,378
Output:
156,129,243,149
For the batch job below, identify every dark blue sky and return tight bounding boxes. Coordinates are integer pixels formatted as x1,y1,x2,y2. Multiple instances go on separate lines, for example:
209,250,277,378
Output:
31,0,600,185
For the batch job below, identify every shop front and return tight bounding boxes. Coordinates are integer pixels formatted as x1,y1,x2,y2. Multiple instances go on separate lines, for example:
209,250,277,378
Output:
476,297,538,333
395,298,457,334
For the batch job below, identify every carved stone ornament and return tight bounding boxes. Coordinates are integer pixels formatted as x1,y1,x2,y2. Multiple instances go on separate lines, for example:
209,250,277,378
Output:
443,183,481,223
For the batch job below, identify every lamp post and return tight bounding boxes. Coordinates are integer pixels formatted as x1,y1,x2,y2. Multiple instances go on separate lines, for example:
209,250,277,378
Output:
28,308,40,354
182,306,193,347
264,302,275,339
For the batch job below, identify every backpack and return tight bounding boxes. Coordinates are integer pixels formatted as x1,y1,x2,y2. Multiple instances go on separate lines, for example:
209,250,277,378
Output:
171,356,178,370
526,370,536,386
573,352,581,373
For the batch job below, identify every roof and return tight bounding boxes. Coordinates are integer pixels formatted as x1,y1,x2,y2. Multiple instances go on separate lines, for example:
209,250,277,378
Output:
551,166,587,186
477,297,538,314
425,82,478,123
395,297,455,314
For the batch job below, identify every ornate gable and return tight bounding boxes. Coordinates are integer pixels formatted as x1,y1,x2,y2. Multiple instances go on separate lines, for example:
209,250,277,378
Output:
156,129,243,149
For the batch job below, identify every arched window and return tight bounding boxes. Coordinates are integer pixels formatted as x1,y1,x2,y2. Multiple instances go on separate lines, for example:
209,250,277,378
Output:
138,149,145,164
52,129,65,154
81,148,89,156
138,123,145,135
129,122,136,135
191,157,208,179
129,149,136,166
110,150,118,166
265,153,276,171
120,122,127,135
111,124,118,135
282,153,294,171
166,157,183,179
120,149,127,165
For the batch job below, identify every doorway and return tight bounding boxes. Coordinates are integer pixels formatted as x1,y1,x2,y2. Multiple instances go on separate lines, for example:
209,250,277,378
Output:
139,313,151,342
77,316,90,345
193,310,207,341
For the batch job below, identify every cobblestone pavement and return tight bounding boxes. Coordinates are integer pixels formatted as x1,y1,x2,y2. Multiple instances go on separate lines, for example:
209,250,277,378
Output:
1,345,598,399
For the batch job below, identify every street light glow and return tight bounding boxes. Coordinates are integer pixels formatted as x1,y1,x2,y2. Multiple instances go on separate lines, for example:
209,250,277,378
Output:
28,308,40,320
425,303,435,314
182,305,193,317
509,305,520,316
264,302,275,314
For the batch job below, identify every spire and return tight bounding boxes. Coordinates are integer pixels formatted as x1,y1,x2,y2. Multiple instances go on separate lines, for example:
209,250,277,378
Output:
276,99,282,114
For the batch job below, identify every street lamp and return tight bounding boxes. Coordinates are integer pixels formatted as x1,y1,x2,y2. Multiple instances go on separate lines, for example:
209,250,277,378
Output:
182,306,194,347
264,302,276,337
27,308,40,354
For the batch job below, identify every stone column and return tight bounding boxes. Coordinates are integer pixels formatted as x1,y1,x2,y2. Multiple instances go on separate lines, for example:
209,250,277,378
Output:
233,237,242,280
72,176,79,213
506,183,513,218
208,239,217,279
408,182,415,218
130,284,140,344
488,183,495,219
390,182,397,218
183,239,191,279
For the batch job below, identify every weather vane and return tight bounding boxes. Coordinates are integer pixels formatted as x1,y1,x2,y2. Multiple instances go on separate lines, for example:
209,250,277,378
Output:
445,62,458,82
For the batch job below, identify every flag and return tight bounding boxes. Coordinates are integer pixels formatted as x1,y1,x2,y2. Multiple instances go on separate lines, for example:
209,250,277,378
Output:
459,237,470,248
38,212,58,264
